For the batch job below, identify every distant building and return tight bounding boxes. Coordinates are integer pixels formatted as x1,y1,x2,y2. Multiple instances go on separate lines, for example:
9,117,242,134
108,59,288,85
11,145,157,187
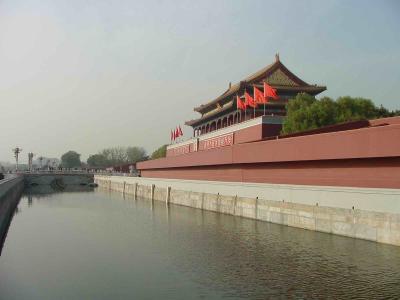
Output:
109,163,137,174
32,157,61,170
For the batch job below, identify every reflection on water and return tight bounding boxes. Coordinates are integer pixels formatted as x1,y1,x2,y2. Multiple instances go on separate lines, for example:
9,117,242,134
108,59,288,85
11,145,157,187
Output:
24,184,95,197
0,190,399,299
0,185,94,256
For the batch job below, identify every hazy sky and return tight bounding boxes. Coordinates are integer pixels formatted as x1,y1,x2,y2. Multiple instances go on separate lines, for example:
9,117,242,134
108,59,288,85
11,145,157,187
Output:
0,0,399,163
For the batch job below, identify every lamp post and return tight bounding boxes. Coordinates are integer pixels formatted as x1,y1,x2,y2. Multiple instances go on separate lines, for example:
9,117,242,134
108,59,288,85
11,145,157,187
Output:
28,152,35,172
12,147,22,172
38,156,44,170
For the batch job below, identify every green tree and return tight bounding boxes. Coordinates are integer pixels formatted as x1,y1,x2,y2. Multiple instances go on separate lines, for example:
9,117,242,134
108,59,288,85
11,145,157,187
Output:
336,96,380,122
87,154,108,168
282,93,399,135
61,151,81,168
282,93,336,134
96,146,147,166
100,147,128,166
126,146,147,163
151,145,167,159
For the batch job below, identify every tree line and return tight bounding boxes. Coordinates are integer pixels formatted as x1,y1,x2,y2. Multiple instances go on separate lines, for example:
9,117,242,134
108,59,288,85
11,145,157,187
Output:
87,146,147,168
60,145,168,169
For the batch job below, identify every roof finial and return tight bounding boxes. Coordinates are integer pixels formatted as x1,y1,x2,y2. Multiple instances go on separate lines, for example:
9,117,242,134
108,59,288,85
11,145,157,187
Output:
275,53,280,62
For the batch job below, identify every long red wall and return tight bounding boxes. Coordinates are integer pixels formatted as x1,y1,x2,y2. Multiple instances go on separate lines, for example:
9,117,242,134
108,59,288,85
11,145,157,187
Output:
141,158,400,189
138,118,400,189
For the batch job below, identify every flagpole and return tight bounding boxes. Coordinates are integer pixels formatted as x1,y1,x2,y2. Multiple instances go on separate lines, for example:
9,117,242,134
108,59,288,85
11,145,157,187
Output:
235,95,238,124
244,88,247,122
252,85,255,119
263,82,265,116
253,102,255,119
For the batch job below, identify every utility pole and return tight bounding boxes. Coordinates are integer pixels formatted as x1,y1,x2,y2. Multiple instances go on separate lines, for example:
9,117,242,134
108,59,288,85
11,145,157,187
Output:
12,147,22,172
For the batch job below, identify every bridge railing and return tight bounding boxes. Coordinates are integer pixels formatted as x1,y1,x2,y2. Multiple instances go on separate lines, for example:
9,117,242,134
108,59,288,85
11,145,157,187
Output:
9,169,141,177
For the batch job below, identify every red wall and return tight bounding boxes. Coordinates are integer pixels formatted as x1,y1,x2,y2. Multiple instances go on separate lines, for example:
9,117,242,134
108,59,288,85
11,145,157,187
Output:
234,124,262,144
138,118,400,189
140,158,400,189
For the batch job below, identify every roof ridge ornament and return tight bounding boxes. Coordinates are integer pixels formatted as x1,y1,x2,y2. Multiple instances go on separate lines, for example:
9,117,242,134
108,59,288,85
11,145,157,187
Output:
275,53,280,62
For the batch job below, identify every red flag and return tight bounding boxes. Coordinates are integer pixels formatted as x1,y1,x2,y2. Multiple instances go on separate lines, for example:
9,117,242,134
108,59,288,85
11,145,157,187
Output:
175,127,179,139
236,96,246,111
178,125,183,137
264,82,278,100
254,86,266,103
244,92,256,108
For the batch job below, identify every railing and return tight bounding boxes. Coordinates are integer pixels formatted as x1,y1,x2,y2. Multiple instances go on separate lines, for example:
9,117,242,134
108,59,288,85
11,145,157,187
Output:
0,174,19,184
16,170,93,175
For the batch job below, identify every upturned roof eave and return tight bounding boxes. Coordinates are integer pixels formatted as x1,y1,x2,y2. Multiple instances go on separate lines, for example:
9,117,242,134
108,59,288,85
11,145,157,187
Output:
194,82,242,113
186,102,235,127
193,59,318,114
252,84,327,94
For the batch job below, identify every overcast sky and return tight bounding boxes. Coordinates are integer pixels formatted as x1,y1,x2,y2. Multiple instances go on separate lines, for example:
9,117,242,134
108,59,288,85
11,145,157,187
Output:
0,0,399,163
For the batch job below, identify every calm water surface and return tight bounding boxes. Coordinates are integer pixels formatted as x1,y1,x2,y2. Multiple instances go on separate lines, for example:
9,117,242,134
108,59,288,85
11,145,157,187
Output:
0,188,399,299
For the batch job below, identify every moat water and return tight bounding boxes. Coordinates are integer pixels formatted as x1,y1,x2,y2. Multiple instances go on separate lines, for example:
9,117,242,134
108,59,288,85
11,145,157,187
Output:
1,188,399,299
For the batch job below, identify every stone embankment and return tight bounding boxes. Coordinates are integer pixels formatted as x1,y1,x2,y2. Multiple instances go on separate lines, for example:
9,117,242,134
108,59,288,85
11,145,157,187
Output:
95,175,400,246
0,175,24,254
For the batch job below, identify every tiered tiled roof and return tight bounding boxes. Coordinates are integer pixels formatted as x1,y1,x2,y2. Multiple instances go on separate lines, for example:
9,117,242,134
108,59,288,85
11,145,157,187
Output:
185,55,326,127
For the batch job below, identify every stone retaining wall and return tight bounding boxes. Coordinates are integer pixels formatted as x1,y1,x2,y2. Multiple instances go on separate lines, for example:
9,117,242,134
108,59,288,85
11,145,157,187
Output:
24,174,94,185
94,175,400,246
0,176,24,255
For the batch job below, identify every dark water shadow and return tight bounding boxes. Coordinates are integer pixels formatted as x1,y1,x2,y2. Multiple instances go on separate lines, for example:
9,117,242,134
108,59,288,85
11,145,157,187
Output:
0,183,23,257
0,197,20,257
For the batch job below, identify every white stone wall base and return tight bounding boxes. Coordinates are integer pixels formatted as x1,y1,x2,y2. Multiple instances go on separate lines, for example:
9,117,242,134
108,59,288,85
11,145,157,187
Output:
95,175,400,246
